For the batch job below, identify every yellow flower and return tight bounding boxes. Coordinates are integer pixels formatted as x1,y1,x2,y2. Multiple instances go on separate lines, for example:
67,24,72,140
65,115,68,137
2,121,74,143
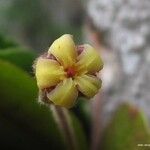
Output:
35,34,103,108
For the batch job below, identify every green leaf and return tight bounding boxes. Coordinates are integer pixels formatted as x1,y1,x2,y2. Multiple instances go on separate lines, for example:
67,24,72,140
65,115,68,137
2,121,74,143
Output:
0,114,45,150
0,47,37,73
101,104,150,150
0,60,66,150
0,34,18,49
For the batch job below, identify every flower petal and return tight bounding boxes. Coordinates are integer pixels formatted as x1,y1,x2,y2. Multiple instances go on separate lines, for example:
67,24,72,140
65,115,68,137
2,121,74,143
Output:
76,44,103,74
74,75,102,98
47,78,78,108
48,34,77,68
35,58,66,89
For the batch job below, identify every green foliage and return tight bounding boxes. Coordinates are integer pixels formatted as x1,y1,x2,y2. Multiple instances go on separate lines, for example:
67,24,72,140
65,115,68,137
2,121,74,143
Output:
0,47,37,73
0,60,66,149
0,34,18,49
101,104,150,150
0,34,37,73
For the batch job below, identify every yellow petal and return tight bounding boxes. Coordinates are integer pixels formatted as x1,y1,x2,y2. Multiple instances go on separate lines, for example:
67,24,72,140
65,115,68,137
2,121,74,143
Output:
76,44,103,74
48,34,77,68
47,78,78,108
74,75,102,98
35,58,66,89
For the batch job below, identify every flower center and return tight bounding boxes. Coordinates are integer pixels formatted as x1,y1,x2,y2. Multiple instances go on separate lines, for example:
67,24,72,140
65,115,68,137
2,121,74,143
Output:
66,67,76,78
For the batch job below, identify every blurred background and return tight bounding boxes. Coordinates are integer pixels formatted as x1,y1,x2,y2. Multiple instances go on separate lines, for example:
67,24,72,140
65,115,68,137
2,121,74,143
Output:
0,0,84,50
0,0,150,150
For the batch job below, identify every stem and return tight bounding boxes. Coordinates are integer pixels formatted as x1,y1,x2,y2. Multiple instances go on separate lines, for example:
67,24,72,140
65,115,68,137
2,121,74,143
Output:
50,105,77,150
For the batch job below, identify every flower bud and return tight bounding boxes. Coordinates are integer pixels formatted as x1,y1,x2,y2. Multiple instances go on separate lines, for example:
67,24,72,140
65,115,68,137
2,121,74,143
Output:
34,34,103,108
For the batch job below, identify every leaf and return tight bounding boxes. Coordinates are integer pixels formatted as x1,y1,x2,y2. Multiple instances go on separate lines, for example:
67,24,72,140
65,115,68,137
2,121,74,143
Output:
0,60,66,150
0,34,18,49
0,114,45,150
101,104,150,150
0,47,37,73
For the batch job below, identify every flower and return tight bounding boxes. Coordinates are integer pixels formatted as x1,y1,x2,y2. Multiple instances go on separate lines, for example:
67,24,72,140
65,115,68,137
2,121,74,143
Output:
35,34,103,108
